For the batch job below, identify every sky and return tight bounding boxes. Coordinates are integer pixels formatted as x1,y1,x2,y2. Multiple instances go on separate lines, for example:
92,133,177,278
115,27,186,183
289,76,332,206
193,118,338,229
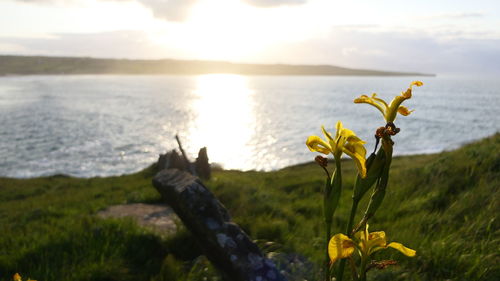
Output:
1,0,500,75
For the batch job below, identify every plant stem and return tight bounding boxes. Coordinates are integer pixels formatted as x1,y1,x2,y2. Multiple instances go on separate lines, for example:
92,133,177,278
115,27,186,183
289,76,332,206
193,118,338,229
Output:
325,220,331,281
325,160,342,281
348,257,359,281
336,199,359,281
359,257,368,281
347,200,359,236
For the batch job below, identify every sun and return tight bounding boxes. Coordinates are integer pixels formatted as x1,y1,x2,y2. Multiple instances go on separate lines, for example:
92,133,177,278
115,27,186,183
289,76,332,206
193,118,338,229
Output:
186,74,256,170
149,0,328,62
181,0,274,60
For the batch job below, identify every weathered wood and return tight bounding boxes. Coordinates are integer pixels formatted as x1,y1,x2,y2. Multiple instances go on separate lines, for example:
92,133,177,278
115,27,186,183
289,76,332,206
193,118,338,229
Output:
152,169,287,281
175,134,192,173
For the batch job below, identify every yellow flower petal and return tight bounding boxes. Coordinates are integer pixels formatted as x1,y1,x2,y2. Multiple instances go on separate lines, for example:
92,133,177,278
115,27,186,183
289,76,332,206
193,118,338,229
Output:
346,134,365,144
411,81,423,87
354,95,386,117
402,89,412,99
401,81,423,100
371,93,389,109
343,143,367,178
321,125,334,142
332,121,347,156
346,141,367,157
340,127,357,140
354,230,364,242
306,135,332,155
387,242,416,257
366,231,387,254
353,225,416,259
354,231,365,243
335,121,343,140
328,233,355,263
356,82,422,122
353,95,371,103
13,273,22,281
368,231,387,245
307,122,367,175
397,105,414,116
387,92,412,122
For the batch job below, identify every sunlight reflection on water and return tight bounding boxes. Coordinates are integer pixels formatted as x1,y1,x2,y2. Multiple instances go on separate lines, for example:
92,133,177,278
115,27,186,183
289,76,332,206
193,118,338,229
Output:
188,74,257,170
1,75,499,177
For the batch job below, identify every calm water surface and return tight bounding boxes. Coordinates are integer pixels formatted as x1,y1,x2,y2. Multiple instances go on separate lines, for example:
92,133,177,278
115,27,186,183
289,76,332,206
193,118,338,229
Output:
0,74,499,178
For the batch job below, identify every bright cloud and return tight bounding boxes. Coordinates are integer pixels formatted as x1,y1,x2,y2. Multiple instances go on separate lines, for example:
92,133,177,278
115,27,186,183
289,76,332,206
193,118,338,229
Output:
137,0,197,21
11,0,310,22
242,0,307,8
1,0,500,75
0,30,172,58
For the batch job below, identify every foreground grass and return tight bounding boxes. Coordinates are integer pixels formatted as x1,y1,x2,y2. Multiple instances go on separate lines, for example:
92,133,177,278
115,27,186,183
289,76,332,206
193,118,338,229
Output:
0,134,499,280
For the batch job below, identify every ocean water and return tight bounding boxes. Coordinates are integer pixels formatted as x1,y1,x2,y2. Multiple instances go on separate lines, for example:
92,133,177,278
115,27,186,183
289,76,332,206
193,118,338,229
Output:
0,74,498,178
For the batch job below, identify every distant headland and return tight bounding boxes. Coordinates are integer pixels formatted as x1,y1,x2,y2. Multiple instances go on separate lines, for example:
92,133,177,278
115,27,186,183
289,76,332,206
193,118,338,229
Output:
0,55,435,76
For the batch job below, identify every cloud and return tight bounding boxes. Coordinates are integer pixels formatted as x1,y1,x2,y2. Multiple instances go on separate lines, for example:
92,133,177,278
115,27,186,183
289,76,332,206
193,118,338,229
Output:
13,0,77,3
137,0,198,21
242,0,307,7
14,0,60,2
0,42,29,53
11,0,199,22
332,24,380,30
12,0,309,21
419,11,486,22
2,27,500,75
434,12,485,19
249,28,500,75
0,30,180,59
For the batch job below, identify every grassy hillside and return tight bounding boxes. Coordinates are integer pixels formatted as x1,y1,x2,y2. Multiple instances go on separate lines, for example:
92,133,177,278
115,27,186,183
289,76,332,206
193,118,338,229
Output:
0,134,498,281
0,55,434,76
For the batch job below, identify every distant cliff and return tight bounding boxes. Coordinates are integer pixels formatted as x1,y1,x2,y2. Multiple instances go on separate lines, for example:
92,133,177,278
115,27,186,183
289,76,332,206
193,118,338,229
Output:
0,55,434,76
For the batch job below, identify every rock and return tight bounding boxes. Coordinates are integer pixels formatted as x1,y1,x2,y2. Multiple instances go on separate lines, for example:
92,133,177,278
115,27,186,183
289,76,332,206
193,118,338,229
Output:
158,150,187,171
195,147,211,180
267,252,317,281
97,203,178,234
158,147,211,180
152,169,287,281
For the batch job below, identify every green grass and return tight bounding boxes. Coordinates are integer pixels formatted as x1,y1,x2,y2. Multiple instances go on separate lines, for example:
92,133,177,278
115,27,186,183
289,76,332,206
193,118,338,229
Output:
1,134,499,280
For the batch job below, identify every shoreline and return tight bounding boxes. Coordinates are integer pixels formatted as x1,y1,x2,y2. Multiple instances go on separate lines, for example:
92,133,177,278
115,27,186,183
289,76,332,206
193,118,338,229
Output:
0,54,435,77
1,133,495,180
0,72,436,77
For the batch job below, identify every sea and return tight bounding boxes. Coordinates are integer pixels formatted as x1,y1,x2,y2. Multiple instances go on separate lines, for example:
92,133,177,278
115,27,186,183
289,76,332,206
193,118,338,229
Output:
0,74,499,178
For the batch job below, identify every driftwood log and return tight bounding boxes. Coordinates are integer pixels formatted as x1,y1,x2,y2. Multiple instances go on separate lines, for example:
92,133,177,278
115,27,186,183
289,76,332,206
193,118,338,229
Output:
152,169,287,281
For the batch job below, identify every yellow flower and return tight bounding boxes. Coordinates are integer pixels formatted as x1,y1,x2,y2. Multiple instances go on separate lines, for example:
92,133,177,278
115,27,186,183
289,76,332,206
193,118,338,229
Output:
306,121,367,178
328,233,356,263
13,273,22,281
328,225,416,264
354,81,423,123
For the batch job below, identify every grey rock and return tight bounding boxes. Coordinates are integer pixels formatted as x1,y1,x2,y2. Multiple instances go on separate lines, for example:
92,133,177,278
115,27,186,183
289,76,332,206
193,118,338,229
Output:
196,147,211,180
158,150,187,171
157,147,211,180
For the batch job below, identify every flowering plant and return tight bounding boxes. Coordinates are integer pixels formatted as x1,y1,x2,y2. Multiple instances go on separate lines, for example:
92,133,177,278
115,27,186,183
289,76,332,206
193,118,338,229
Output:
306,81,423,281
11,273,36,281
